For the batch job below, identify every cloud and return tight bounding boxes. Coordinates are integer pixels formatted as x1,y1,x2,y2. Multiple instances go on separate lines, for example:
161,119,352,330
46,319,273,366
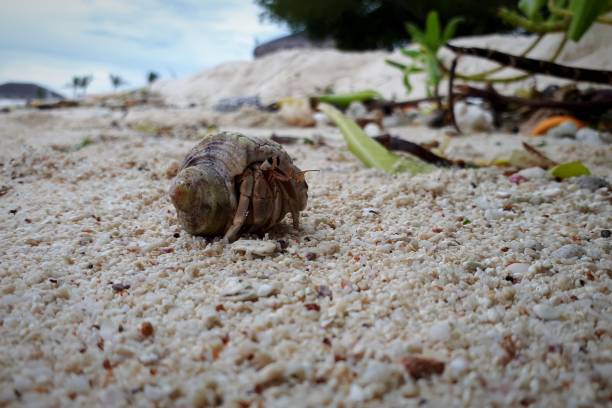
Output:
0,0,288,93
84,28,179,48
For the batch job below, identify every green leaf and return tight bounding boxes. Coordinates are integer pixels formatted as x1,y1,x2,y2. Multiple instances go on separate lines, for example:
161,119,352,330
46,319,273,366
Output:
518,0,547,18
424,52,442,86
385,58,407,71
400,48,422,59
567,0,608,41
405,22,426,45
402,64,424,95
72,137,93,151
549,161,591,179
442,17,465,43
402,73,413,93
316,89,382,109
498,7,568,32
318,104,434,175
424,11,441,51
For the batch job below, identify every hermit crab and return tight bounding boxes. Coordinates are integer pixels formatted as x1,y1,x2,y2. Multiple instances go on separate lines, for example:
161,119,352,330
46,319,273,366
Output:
169,132,308,242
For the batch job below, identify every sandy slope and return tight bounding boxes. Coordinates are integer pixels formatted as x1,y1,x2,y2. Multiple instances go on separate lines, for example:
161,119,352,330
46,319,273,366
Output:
154,25,612,109
0,106,610,407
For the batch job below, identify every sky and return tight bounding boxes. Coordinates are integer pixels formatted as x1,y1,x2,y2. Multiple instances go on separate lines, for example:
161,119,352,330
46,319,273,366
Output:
0,0,288,95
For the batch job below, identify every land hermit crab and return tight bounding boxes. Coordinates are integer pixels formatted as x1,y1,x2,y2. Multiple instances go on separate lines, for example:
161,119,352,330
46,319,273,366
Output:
169,132,308,242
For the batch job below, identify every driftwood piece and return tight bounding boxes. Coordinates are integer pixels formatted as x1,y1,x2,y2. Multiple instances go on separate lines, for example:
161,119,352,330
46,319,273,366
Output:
521,142,557,167
364,97,442,112
448,57,461,133
372,134,454,167
446,43,612,85
454,84,612,113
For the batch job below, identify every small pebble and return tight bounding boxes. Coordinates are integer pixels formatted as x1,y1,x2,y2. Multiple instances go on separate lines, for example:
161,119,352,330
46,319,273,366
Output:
346,102,368,119
144,240,168,253
551,244,585,259
495,191,511,199
575,127,603,145
364,122,382,137
231,240,277,257
429,321,452,342
312,112,329,127
316,285,333,300
508,174,527,184
594,363,612,378
219,278,258,301
138,352,160,365
382,114,399,128
447,358,469,377
601,230,611,238
486,308,501,323
507,263,530,276
533,304,561,320
546,122,577,139
144,384,167,401
362,207,380,216
318,242,340,256
453,101,493,132
305,252,318,261
256,284,277,298
139,321,154,337
65,375,90,393
572,176,609,192
349,384,366,402
540,187,561,199
112,283,130,293
463,260,483,273
402,355,446,379
523,239,543,251
517,167,551,180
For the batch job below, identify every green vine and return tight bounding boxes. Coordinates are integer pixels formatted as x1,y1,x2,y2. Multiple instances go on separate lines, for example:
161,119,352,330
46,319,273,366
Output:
387,1,611,95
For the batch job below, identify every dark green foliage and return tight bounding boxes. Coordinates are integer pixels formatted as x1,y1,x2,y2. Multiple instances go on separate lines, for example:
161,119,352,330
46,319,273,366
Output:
109,74,126,91
147,71,160,85
499,0,612,41
256,0,516,50
68,75,93,98
566,0,610,41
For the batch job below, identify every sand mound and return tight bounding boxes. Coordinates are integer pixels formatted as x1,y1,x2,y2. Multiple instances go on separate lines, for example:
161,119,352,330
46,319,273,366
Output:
154,24,612,108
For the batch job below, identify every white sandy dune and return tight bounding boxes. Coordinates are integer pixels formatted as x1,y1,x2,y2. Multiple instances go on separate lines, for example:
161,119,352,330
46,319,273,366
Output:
154,25,612,108
1,26,611,407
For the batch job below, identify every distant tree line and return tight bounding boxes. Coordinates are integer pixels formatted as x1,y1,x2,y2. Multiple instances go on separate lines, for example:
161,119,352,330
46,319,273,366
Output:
256,0,517,50
66,71,160,98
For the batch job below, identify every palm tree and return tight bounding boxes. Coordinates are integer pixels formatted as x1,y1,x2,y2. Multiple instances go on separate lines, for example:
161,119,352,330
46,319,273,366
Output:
147,71,159,86
109,74,126,91
79,75,93,96
69,76,81,98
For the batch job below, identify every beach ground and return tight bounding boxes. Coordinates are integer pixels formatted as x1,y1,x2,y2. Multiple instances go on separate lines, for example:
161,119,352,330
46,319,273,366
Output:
1,106,610,407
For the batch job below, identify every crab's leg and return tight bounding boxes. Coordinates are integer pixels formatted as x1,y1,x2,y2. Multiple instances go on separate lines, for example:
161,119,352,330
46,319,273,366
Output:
265,181,284,231
223,168,254,242
277,181,301,230
250,167,274,230
290,201,301,230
